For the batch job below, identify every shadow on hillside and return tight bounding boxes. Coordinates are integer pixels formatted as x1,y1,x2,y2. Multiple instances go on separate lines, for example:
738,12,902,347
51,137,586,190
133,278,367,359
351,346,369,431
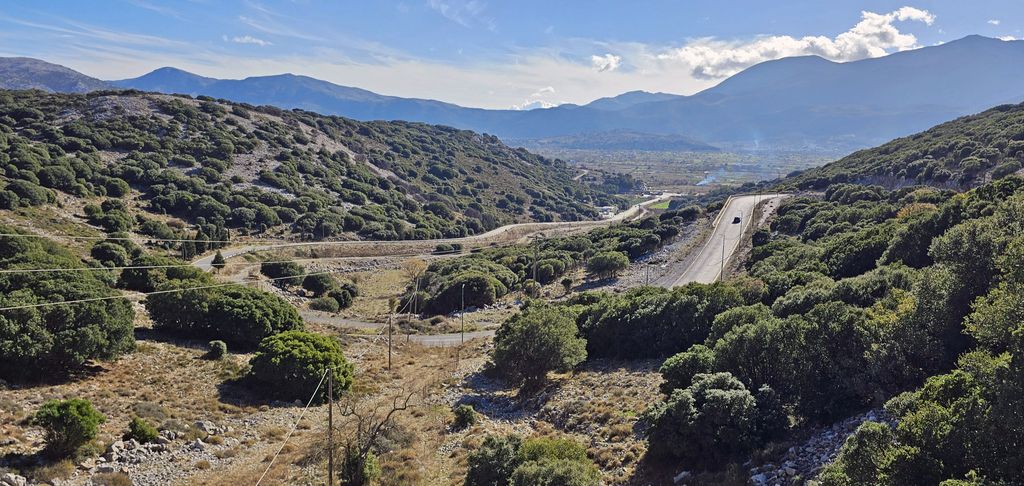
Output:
133,327,220,354
454,370,563,422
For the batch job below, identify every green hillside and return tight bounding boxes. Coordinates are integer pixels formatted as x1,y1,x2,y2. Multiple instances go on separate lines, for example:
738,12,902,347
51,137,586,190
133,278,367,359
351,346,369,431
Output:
783,102,1024,190
0,89,617,242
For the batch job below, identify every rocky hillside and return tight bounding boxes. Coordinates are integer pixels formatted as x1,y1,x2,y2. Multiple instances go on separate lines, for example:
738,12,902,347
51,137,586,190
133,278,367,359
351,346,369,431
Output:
781,101,1024,190
0,57,109,93
0,89,615,242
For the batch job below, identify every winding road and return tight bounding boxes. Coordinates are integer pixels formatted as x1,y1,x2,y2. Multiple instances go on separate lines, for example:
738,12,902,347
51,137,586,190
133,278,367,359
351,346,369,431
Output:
193,193,676,271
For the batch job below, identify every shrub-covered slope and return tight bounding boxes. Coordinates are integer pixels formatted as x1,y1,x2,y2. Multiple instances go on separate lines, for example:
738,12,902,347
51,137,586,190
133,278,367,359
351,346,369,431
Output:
783,102,1024,190
0,89,615,241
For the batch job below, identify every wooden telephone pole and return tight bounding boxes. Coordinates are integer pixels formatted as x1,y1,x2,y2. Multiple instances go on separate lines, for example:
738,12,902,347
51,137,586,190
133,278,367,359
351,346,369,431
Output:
327,370,334,486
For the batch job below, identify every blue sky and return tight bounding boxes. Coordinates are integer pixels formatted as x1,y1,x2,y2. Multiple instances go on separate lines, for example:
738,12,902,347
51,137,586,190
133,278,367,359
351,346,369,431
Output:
1,1,1022,109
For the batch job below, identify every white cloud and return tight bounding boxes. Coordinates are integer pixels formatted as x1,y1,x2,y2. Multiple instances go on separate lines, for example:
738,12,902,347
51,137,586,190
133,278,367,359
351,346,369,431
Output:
590,53,621,72
511,99,558,110
989,19,1001,25
657,6,936,79
999,35,1019,41
511,86,560,110
227,34,272,46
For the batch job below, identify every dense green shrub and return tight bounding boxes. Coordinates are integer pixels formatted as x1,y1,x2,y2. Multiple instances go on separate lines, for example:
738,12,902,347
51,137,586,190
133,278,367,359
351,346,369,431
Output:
302,273,337,296
586,251,628,279
146,282,302,348
207,340,227,359
124,417,159,443
260,260,305,286
492,304,586,390
341,445,381,486
659,344,714,394
464,434,599,486
247,330,353,403
0,229,135,380
32,398,106,458
578,283,744,359
465,434,523,486
309,296,341,312
646,373,785,470
452,404,477,430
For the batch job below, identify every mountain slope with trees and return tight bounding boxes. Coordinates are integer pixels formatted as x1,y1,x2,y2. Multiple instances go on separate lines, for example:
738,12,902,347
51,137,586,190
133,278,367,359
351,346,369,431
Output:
781,101,1024,189
0,89,615,243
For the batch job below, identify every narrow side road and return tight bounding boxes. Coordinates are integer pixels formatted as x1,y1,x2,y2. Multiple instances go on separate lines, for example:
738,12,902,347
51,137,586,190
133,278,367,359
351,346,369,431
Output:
192,193,676,271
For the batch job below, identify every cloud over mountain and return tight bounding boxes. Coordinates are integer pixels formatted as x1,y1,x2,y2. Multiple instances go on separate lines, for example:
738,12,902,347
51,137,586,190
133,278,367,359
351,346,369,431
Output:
656,6,936,78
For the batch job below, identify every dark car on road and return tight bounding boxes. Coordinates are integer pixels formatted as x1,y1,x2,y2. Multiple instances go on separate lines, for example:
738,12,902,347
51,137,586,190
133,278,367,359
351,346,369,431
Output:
732,216,742,224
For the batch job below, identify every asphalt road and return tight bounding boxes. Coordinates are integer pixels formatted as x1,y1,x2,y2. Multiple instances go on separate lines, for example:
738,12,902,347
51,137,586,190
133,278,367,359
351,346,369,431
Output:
669,194,786,286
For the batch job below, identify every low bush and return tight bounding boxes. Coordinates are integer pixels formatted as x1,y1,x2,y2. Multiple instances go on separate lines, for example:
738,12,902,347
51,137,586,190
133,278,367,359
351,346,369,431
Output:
207,340,227,359
123,417,158,443
247,331,354,403
31,399,106,458
452,404,477,430
310,296,341,312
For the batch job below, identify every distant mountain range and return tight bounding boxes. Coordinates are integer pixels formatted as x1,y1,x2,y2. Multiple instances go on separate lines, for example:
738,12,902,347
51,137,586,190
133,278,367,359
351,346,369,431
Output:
3,35,1024,152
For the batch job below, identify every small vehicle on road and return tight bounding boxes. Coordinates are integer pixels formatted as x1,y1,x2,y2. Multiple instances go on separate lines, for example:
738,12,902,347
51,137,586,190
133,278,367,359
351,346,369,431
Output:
731,216,742,224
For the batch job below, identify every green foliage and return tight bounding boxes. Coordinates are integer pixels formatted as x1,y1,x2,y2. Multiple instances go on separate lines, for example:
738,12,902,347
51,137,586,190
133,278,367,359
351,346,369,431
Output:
783,103,1024,189
412,217,682,315
492,304,587,390
260,260,305,287
341,445,381,486
577,283,744,359
302,273,337,297
0,228,135,380
211,251,226,270
586,251,628,279
124,417,159,444
660,344,714,394
32,398,105,458
146,282,302,348
247,330,353,403
310,296,341,313
207,340,227,359
452,404,477,430
0,90,617,244
465,434,523,486
646,372,785,470
464,434,599,486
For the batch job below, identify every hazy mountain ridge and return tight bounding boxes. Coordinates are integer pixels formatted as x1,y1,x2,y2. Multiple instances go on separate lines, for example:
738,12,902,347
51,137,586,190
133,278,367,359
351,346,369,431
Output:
5,35,1024,152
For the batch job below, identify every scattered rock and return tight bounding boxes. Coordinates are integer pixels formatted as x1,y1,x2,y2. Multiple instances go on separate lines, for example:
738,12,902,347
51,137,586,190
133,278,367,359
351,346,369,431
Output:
0,473,27,486
673,470,692,483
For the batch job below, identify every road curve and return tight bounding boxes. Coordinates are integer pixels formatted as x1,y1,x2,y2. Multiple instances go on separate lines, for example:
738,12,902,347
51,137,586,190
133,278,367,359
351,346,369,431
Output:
193,193,676,270
670,194,787,286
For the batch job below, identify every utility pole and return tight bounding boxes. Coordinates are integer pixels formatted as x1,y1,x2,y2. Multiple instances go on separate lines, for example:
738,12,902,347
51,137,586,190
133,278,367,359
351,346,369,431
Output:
460,283,466,345
720,236,726,282
327,369,334,486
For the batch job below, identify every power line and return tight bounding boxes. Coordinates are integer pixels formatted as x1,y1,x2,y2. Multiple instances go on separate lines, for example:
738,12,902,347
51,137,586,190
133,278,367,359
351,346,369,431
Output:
0,244,492,275
0,269,354,312
255,369,329,486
